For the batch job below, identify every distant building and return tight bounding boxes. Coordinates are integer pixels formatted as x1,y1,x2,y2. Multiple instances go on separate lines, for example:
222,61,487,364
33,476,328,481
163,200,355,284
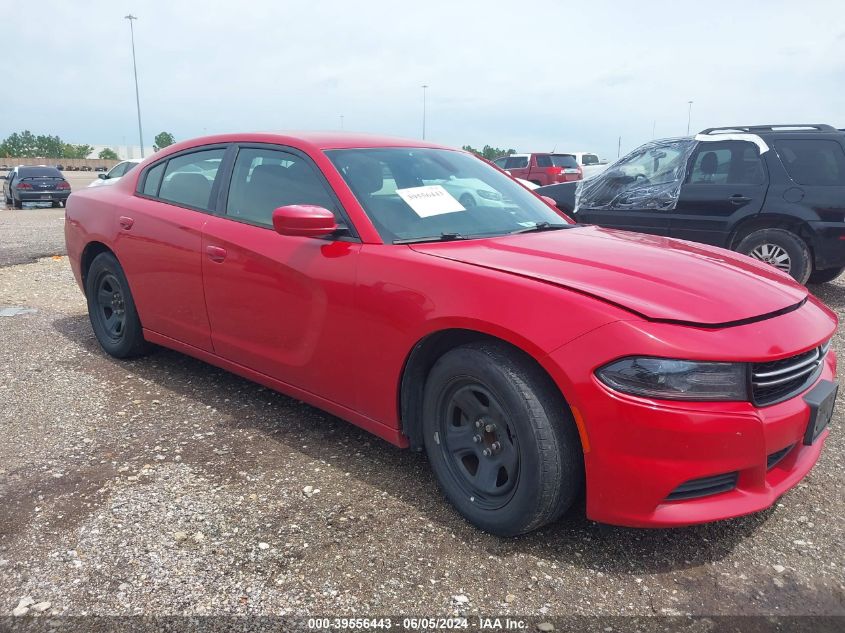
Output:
88,144,156,160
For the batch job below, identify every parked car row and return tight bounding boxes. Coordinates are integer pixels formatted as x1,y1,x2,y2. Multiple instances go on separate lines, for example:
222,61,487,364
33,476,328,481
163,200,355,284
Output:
64,130,838,535
537,124,845,285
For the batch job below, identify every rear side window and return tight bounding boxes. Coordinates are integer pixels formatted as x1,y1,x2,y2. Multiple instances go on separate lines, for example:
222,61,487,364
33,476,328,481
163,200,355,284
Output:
19,166,62,178
504,156,528,169
535,155,552,168
775,139,845,186
225,147,337,227
141,162,165,196
158,149,225,210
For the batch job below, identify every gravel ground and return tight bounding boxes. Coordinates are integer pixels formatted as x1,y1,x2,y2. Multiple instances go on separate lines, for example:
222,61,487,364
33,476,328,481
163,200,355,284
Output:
1,212,843,624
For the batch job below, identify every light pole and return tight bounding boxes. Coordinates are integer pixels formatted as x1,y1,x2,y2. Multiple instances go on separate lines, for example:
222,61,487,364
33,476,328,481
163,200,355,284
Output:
686,100,694,135
421,84,428,139
125,14,145,158
340,115,344,130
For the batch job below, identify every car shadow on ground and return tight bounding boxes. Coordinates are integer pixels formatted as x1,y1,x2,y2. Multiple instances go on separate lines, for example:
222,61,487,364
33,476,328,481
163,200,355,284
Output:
51,314,774,575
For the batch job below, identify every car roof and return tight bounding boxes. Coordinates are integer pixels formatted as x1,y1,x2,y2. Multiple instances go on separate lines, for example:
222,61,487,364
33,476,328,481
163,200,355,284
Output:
158,131,451,154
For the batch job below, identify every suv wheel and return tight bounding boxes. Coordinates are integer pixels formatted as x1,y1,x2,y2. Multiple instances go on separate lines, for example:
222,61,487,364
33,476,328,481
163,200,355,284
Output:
808,266,845,285
736,228,811,284
422,342,583,536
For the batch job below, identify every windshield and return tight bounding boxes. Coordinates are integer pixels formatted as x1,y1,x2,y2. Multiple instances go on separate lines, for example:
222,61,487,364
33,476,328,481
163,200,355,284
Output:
326,148,567,243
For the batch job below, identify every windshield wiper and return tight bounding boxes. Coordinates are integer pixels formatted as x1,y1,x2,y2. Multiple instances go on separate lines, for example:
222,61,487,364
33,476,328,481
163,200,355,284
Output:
509,222,573,235
393,232,467,245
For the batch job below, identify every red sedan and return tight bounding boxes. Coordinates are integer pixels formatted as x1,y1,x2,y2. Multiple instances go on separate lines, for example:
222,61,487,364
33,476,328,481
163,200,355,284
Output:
64,133,838,535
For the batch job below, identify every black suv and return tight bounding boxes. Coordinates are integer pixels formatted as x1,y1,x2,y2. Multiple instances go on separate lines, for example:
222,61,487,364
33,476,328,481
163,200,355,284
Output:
537,124,845,284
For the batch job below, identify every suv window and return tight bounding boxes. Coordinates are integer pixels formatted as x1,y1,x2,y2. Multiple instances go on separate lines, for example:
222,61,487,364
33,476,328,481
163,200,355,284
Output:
492,157,509,169
226,147,336,227
535,155,552,168
582,154,600,165
688,141,764,185
504,156,528,169
551,154,578,168
158,149,225,210
775,139,845,186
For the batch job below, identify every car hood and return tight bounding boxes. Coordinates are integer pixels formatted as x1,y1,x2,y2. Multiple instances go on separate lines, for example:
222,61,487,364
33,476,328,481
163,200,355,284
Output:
409,226,808,326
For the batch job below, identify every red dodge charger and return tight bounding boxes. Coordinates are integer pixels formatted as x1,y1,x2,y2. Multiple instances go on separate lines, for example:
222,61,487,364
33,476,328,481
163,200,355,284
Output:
65,132,838,535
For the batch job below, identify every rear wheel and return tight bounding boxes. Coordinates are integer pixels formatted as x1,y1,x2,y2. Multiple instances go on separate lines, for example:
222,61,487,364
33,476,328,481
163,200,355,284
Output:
808,266,845,284
422,342,583,536
85,252,149,358
12,195,22,209
736,228,811,284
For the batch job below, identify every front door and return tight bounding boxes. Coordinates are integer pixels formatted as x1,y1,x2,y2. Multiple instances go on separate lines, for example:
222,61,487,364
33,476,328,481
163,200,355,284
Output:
670,140,767,247
200,145,361,407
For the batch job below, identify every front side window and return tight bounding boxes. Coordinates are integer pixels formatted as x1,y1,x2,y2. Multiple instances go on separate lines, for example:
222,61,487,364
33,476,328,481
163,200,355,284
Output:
576,138,697,212
492,157,508,168
109,162,129,178
226,147,337,227
326,147,567,243
775,139,845,186
158,149,225,210
688,141,764,185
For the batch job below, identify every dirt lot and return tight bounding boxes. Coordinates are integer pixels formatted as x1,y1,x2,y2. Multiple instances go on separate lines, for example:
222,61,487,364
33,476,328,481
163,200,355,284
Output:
0,206,843,624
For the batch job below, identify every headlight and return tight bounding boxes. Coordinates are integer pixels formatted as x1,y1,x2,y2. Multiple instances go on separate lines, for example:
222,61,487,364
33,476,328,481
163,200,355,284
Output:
476,189,502,201
596,357,747,401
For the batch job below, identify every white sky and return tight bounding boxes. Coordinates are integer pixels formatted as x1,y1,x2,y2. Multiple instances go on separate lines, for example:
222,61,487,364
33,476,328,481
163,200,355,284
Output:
4,0,844,159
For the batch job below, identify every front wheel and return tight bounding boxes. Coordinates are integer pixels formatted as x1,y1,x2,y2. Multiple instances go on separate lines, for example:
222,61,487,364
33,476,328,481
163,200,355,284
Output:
85,252,149,358
808,266,845,284
422,342,583,536
735,228,811,284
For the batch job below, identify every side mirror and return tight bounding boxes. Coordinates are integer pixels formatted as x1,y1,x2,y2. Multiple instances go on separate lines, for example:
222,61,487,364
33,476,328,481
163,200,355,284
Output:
272,205,338,237
541,195,558,207
98,173,108,180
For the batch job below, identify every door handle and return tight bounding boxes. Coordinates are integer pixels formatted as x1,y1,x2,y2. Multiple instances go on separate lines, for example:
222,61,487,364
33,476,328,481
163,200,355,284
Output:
205,245,227,263
118,216,135,230
729,195,751,205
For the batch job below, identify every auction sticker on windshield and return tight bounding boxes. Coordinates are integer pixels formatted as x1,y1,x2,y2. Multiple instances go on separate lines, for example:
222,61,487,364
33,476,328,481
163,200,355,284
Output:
396,185,465,217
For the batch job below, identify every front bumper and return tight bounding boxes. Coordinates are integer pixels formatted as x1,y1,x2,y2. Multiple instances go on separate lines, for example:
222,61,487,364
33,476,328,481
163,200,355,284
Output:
546,297,838,527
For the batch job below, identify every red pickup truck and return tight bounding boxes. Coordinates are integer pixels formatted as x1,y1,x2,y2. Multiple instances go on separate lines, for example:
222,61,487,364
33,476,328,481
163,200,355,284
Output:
493,153,583,185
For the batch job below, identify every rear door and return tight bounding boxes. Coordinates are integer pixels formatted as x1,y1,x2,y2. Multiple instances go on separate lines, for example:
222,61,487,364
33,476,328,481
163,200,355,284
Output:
116,146,227,351
200,144,361,407
670,140,767,247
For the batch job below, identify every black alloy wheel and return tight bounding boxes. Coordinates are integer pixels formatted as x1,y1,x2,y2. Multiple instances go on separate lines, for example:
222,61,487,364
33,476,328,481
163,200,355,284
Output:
436,381,520,510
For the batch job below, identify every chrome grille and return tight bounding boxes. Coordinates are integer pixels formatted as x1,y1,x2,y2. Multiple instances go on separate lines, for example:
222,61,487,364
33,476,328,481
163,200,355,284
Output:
751,341,830,406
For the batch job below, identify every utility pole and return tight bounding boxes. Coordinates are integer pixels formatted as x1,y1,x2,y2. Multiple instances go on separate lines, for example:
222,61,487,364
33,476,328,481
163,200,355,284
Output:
125,14,145,157
686,100,694,135
617,136,622,158
421,84,428,139
340,115,344,130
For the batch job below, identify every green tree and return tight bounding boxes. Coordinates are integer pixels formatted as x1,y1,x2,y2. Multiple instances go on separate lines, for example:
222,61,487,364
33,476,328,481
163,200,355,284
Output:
35,134,64,158
461,144,515,161
1,131,39,157
98,148,120,160
153,131,175,152
62,144,94,159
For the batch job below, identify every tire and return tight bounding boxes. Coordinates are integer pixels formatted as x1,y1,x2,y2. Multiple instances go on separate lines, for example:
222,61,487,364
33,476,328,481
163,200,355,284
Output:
85,252,149,358
51,201,60,208
422,342,583,536
808,266,845,284
735,228,811,284
12,194,22,209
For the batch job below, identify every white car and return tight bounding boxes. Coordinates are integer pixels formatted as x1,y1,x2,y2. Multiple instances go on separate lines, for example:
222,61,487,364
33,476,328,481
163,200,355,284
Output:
566,152,609,179
87,159,141,188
